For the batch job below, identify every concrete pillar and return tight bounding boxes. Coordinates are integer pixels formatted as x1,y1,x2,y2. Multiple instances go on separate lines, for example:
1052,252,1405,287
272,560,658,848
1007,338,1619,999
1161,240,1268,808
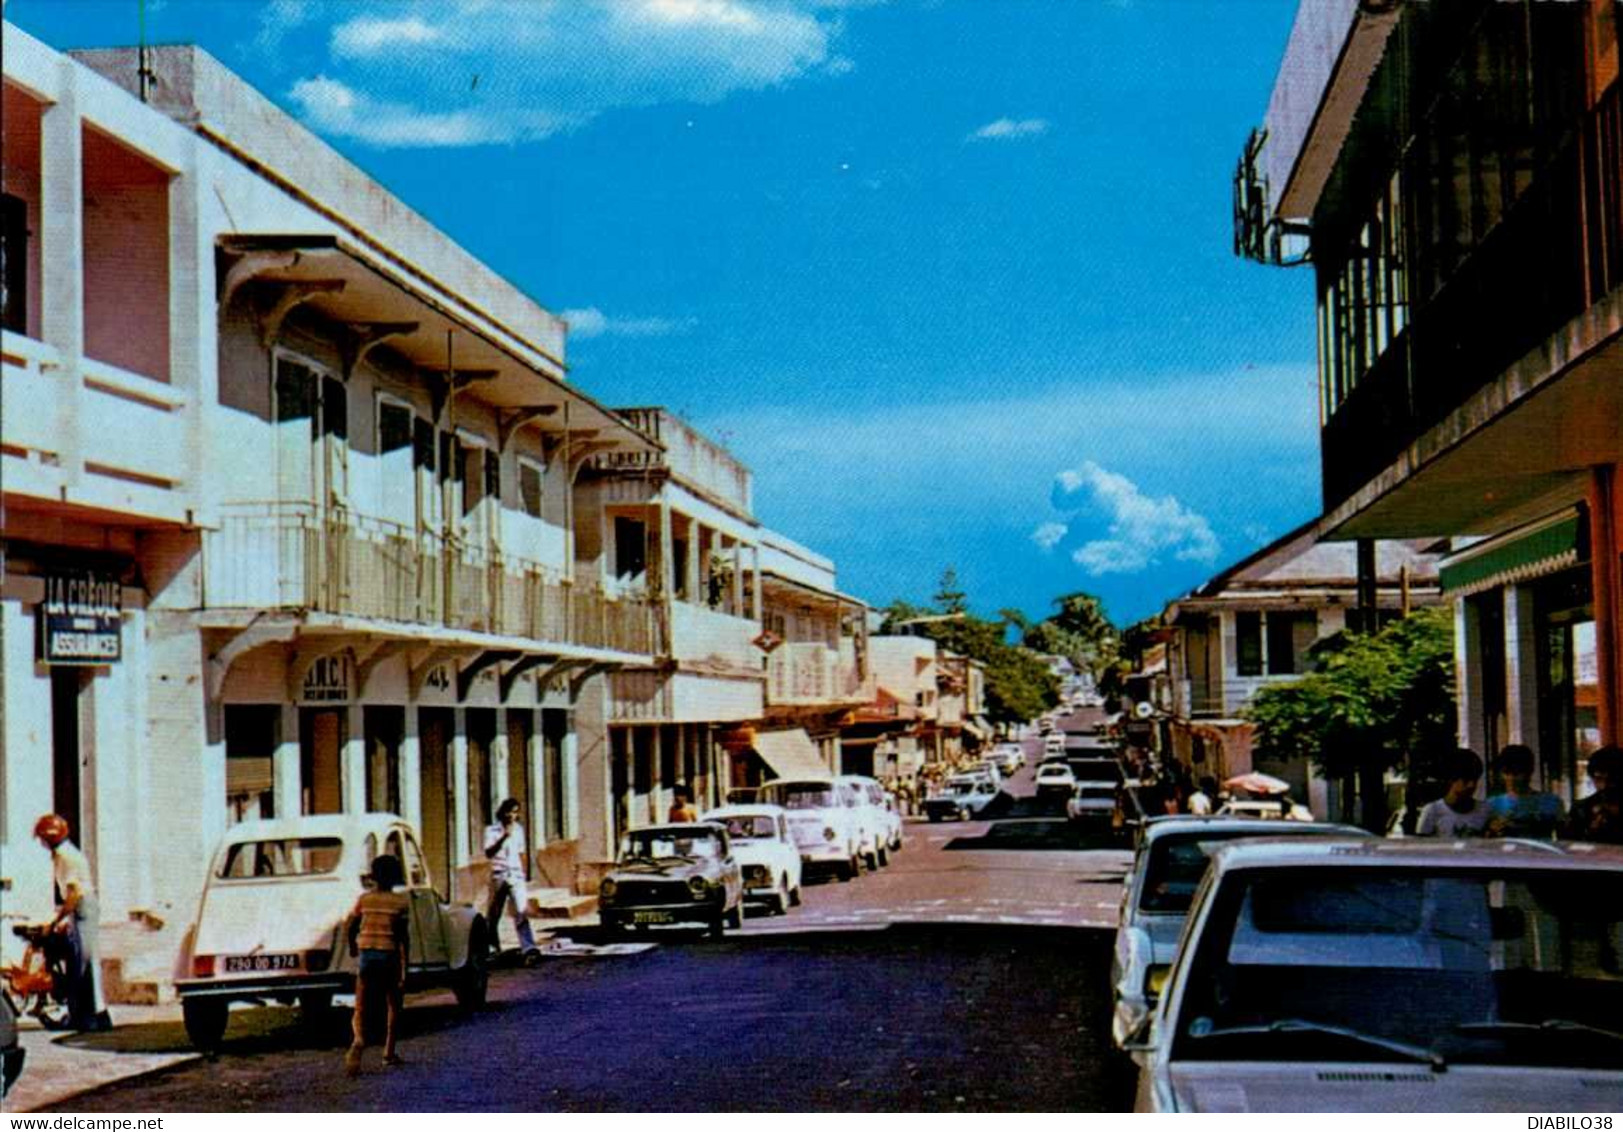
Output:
39,62,84,485
450,708,469,866
573,677,609,858
341,704,365,813
1504,584,1542,754
750,545,763,623
1455,599,1487,753
401,708,422,832
562,713,580,843
274,703,301,821
525,708,545,845
491,708,511,806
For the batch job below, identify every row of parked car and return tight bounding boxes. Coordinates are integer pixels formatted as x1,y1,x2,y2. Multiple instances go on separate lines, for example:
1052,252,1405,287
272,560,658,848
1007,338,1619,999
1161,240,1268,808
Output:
1108,812,1623,1111
922,746,1024,822
596,774,905,937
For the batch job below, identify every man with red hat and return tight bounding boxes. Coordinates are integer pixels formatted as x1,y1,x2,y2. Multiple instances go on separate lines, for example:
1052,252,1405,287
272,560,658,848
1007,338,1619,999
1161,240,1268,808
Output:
33,814,111,1032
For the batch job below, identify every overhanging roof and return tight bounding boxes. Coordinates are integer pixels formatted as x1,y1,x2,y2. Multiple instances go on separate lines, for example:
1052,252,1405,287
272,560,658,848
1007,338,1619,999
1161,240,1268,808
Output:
753,728,830,780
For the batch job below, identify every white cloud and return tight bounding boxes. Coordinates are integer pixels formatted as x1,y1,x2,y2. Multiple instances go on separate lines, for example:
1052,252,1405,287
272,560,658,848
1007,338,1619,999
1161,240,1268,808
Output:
969,117,1050,142
1052,461,1221,576
287,76,571,147
561,306,697,339
1032,522,1068,551
284,1,858,148
332,16,448,58
254,0,313,51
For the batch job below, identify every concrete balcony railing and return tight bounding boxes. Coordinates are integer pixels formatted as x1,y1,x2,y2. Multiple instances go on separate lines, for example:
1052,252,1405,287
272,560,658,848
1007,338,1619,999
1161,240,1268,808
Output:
765,640,873,708
205,502,655,655
2,333,191,522
668,600,759,671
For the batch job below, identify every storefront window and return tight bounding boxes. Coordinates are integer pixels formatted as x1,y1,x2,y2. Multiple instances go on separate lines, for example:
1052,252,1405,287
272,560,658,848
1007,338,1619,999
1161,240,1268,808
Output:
1535,566,1596,805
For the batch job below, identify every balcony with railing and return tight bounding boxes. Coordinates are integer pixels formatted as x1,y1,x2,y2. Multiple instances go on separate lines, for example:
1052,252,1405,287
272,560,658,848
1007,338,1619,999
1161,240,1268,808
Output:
204,502,655,655
668,599,759,672
2,333,191,522
590,407,753,515
766,639,873,709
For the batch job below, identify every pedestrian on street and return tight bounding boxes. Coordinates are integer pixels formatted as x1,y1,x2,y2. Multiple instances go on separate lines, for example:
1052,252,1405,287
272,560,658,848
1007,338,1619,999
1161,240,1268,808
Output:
1416,748,1489,837
1484,744,1563,839
1186,776,1216,816
1562,745,1623,844
344,854,410,1075
668,784,699,823
484,798,541,966
32,814,112,1033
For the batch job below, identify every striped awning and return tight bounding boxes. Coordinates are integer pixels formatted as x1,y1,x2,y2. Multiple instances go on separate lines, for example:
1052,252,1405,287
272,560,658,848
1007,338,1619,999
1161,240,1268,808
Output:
753,728,829,780
1439,510,1584,597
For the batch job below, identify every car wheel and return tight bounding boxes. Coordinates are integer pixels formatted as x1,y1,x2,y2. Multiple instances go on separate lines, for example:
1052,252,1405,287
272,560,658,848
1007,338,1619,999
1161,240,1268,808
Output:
453,921,489,1009
864,846,880,871
928,812,942,823
771,880,789,916
725,903,744,930
182,998,229,1052
709,911,726,939
876,844,889,868
789,884,803,907
839,856,857,882
890,832,902,851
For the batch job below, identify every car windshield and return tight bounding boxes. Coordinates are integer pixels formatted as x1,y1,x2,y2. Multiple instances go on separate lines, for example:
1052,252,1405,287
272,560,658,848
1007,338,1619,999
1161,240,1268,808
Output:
216,838,344,879
624,831,720,860
1069,760,1123,784
718,815,775,840
772,784,835,810
1170,867,1623,1070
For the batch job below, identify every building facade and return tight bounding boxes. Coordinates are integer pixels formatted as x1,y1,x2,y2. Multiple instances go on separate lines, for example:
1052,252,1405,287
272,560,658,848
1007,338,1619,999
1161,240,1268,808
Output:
1240,0,1623,803
1162,525,1442,813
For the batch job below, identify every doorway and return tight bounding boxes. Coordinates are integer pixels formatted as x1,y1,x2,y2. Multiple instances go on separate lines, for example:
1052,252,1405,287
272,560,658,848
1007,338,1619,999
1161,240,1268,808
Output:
417,708,454,892
299,708,344,815
50,667,89,841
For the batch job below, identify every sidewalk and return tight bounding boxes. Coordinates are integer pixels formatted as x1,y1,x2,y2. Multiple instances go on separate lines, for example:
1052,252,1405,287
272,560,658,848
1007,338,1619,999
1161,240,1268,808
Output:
4,1002,199,1114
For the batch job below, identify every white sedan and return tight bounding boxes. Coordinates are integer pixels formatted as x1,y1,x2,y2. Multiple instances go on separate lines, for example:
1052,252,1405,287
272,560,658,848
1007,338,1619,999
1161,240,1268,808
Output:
700,805,804,915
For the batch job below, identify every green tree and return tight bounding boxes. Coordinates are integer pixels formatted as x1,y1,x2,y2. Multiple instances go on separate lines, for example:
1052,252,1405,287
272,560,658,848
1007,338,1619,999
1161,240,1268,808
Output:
1247,606,1457,830
933,566,968,615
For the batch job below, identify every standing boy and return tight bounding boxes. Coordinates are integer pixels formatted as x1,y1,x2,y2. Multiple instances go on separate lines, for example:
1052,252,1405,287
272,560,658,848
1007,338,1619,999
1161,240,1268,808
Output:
484,798,540,965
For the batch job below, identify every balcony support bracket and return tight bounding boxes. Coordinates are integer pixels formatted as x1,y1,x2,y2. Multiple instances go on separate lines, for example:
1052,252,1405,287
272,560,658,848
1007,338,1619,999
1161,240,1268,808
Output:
498,407,558,453
219,250,298,310
499,652,562,701
569,661,619,701
341,322,420,380
355,640,409,698
260,281,346,348
408,645,479,700
207,617,298,702
458,649,522,702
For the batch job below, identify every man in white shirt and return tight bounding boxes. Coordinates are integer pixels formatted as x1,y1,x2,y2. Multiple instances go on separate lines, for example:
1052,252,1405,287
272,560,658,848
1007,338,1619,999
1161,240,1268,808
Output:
1416,748,1489,838
483,798,540,966
34,813,112,1032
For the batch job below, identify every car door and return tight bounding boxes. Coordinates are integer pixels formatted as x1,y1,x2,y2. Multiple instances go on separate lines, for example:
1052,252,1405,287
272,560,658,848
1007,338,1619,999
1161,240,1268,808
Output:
393,829,448,969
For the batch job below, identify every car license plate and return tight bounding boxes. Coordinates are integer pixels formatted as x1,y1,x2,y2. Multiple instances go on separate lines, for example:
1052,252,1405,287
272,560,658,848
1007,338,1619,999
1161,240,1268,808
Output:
223,953,301,973
631,910,675,925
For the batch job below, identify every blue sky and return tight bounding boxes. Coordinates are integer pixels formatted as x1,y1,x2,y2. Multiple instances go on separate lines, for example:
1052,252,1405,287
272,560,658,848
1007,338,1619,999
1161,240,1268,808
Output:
12,0,1320,627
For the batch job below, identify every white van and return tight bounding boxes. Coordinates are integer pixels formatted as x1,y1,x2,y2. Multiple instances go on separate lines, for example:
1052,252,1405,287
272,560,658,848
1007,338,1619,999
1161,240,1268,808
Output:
758,777,863,881
835,774,891,870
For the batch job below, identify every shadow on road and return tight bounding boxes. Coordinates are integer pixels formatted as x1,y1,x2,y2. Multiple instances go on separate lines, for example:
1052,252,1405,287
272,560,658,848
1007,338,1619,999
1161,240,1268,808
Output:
944,817,1126,852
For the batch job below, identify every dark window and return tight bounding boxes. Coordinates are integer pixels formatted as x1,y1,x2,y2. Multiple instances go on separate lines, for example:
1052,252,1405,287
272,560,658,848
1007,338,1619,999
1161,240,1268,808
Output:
518,462,543,518
1236,612,1263,677
671,537,689,600
1,193,26,334
615,516,647,579
484,450,500,501
1266,613,1298,676
413,418,436,470
543,709,567,843
439,431,458,484
379,401,413,454
320,376,348,440
275,358,316,427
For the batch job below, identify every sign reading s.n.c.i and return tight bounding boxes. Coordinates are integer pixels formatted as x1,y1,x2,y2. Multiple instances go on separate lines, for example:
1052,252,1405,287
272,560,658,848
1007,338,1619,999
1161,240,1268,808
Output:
40,571,123,664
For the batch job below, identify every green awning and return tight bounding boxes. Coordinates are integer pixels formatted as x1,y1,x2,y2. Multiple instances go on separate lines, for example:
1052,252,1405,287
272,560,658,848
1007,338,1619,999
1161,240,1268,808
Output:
1440,512,1583,596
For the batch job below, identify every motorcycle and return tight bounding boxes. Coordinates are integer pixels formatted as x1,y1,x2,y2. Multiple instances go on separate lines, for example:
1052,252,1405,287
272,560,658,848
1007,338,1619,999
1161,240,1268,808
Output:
2,922,73,1021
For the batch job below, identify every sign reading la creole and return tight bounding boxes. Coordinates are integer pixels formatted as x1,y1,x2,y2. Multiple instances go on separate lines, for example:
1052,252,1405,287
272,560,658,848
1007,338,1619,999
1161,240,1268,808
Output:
40,570,123,664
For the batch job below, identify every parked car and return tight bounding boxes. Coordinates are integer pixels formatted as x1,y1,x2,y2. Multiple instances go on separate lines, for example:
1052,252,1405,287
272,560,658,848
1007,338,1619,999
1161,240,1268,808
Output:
599,823,743,936
1215,797,1315,822
174,814,488,1052
971,759,1005,790
1043,733,1066,757
699,805,802,915
1035,762,1077,808
991,744,1026,776
1110,816,1369,1049
836,774,893,869
923,774,1002,821
878,791,904,853
1127,838,1623,1112
758,777,863,881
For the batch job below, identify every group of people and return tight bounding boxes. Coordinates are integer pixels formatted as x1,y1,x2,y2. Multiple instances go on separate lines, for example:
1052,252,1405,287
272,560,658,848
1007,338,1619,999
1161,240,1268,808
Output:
1413,743,1622,842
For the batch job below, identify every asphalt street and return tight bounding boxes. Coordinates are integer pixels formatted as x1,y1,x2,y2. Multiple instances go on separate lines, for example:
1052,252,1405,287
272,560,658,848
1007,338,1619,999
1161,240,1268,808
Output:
43,711,1138,1112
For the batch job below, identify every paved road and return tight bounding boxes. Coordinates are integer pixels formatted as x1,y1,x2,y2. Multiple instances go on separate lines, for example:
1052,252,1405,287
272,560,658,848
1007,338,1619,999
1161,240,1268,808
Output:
45,711,1138,1112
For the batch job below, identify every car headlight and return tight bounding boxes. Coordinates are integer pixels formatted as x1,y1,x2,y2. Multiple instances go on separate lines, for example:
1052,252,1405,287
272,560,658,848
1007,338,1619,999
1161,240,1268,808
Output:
823,826,836,842
599,878,618,902
688,877,710,899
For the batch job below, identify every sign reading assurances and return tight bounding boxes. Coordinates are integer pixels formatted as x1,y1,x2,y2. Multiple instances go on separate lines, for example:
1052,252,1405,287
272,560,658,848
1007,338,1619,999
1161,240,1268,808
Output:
40,571,123,664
